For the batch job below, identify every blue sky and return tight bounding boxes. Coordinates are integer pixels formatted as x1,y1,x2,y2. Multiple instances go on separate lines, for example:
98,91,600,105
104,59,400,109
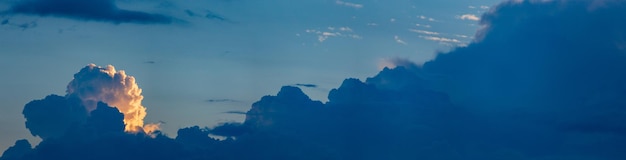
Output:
0,0,502,151
3,0,626,159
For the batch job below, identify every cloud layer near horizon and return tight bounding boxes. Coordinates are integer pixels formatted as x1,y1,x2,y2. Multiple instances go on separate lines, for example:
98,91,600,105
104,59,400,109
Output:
3,0,626,159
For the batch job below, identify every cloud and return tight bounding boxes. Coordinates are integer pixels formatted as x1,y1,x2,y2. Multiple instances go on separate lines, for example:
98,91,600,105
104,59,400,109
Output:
415,23,431,28
458,14,480,21
0,19,37,30
294,83,318,88
205,99,239,103
418,15,436,21
394,35,407,45
335,0,363,9
408,29,439,35
305,27,361,43
2,0,173,24
22,95,87,139
184,9,229,22
222,111,247,114
0,140,31,160
67,64,156,133
419,36,466,46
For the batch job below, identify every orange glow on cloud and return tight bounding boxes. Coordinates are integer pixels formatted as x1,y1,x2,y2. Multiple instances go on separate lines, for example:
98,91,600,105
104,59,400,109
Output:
67,64,159,133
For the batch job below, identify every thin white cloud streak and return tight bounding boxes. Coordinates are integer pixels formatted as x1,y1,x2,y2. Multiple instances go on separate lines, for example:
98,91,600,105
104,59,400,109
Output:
394,35,407,45
336,0,363,9
458,14,480,21
408,29,440,35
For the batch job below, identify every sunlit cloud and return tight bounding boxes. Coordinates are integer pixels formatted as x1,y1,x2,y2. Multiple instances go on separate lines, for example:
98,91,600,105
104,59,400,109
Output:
458,14,480,21
67,64,159,134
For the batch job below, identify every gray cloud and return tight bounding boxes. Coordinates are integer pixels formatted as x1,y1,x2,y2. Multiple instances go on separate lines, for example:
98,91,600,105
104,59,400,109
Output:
2,0,174,24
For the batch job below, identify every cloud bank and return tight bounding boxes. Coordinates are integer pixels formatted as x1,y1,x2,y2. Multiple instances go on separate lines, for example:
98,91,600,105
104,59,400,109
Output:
2,0,173,24
3,0,626,159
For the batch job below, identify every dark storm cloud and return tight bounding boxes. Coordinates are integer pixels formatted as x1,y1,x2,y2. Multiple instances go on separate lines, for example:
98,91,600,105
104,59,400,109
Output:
22,95,87,140
4,0,626,160
2,0,173,24
0,140,31,160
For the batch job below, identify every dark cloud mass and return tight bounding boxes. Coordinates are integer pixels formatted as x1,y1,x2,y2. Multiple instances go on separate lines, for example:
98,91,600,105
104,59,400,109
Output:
22,95,87,140
4,0,626,159
3,0,173,24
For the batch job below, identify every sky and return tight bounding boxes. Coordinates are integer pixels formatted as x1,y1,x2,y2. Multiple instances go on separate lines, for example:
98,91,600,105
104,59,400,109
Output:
2,0,626,159
0,0,500,152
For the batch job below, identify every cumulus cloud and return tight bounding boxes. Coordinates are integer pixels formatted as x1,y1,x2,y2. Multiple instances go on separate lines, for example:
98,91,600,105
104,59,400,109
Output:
2,0,173,24
0,140,31,160
67,64,156,133
22,95,87,139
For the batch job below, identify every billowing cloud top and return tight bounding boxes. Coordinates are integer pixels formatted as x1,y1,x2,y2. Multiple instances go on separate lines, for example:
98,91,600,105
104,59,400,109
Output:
3,0,626,159
67,64,156,133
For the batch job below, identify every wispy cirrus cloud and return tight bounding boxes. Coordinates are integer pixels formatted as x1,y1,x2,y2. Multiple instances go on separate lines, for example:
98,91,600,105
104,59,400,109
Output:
305,26,361,42
408,29,439,35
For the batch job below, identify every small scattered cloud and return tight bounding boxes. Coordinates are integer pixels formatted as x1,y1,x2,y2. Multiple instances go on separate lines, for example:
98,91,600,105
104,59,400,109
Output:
458,14,480,21
205,99,240,103
418,15,436,22
335,0,363,9
294,84,318,88
223,111,247,115
419,35,467,47
415,23,431,28
305,26,361,43
408,29,439,35
455,34,470,38
394,35,407,45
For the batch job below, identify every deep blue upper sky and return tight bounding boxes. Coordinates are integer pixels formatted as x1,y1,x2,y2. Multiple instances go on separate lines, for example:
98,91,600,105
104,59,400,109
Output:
0,0,501,151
